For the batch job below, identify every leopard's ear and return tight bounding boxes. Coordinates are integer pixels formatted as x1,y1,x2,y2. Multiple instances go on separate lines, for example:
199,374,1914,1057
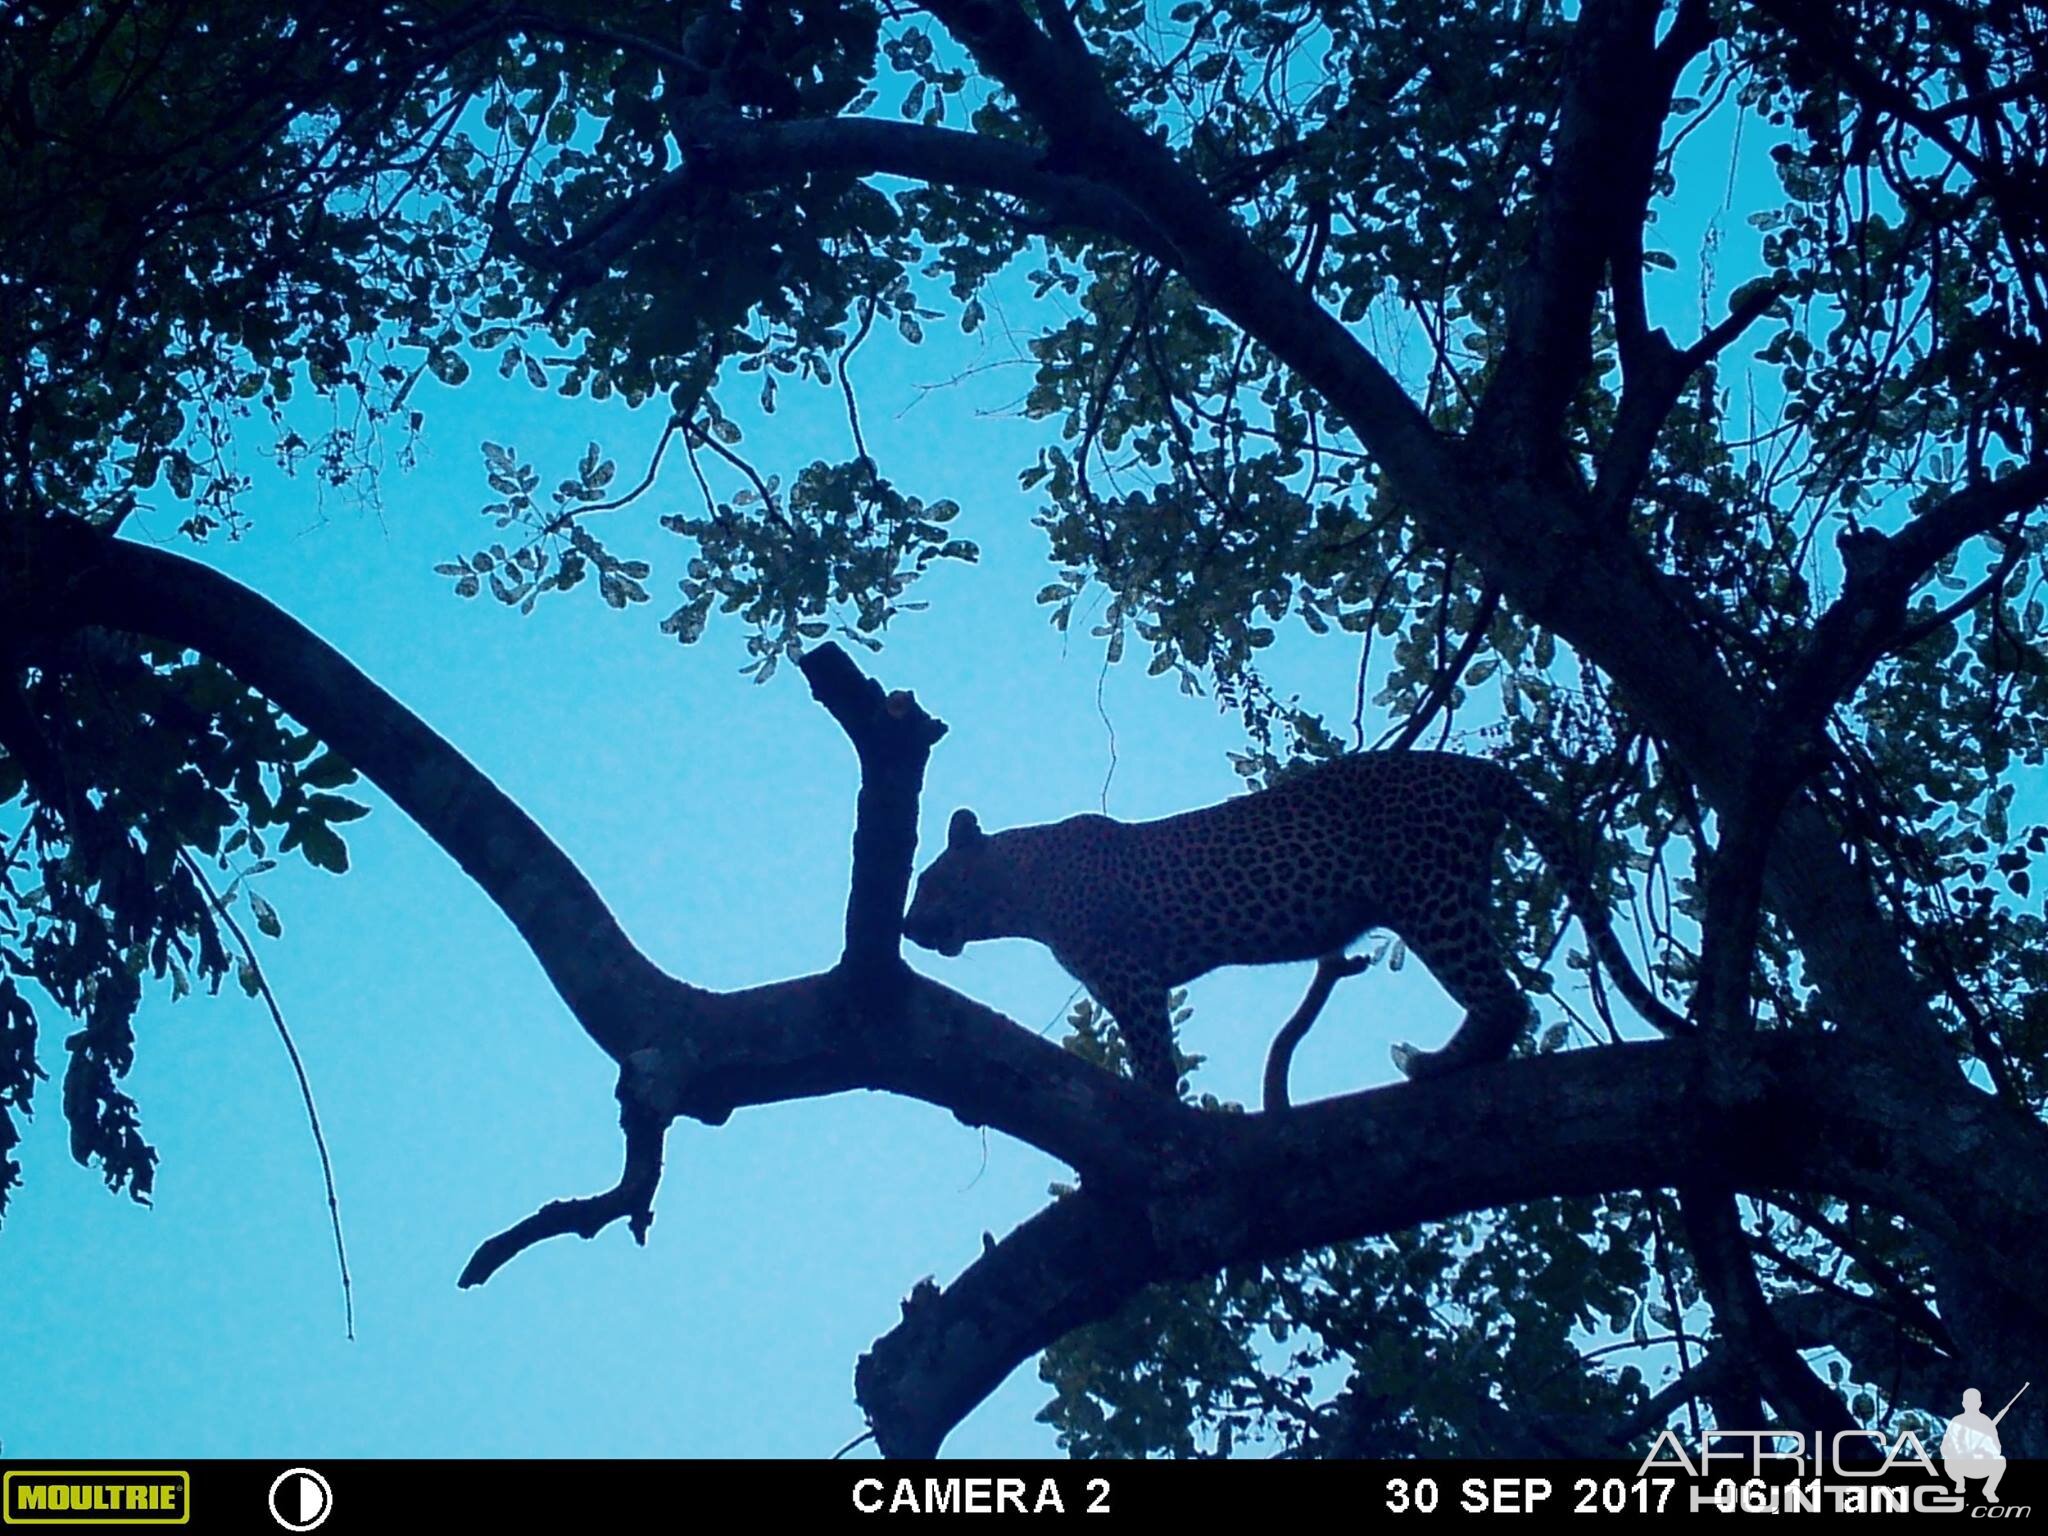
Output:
948,807,984,848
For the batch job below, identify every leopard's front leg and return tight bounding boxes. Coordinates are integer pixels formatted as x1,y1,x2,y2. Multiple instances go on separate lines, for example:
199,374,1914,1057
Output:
1087,968,1177,1095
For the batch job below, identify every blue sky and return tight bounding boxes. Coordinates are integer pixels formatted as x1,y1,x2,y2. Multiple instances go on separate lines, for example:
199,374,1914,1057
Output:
0,48,1826,1459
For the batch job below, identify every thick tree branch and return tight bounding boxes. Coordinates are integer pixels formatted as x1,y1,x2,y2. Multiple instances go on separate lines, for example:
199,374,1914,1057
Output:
491,111,1179,295
859,1033,2048,1456
24,521,1190,1187
1483,0,1714,451
1692,736,1827,1033
1609,0,1717,372
696,114,1173,256
1687,475,2042,1021
41,523,677,1062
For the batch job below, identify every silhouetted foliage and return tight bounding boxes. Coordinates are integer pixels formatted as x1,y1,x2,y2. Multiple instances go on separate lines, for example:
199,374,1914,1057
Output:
3,0,2045,1456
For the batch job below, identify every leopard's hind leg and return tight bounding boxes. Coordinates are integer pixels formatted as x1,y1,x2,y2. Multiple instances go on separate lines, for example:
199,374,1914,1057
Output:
1388,903,1534,1081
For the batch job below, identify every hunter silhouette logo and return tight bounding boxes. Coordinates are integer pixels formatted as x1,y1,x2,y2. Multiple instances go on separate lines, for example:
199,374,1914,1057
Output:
1941,1383,2027,1504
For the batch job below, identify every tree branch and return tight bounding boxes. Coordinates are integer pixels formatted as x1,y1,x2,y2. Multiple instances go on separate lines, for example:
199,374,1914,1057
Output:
859,1032,2048,1455
1606,1286,1953,1444
26,521,1189,1188
1756,1,1999,190
796,643,946,976
1691,734,1826,1033
1482,0,1714,451
920,0,1449,495
572,15,2048,1437
1776,462,2048,733
492,110,1180,298
1596,277,1788,520
21,520,2048,1452
1681,1189,1861,1438
459,1094,668,1287
43,522,676,1062
1379,582,1501,752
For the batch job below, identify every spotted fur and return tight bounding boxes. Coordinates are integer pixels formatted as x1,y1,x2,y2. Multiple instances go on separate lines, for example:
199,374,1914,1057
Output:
902,752,1686,1092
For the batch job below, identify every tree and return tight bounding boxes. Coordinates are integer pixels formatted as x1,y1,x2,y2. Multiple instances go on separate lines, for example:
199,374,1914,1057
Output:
3,0,2045,1457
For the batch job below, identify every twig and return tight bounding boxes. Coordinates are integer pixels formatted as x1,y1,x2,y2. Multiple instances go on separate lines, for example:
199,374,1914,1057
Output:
839,297,878,466
832,1428,877,1459
1377,581,1501,752
180,848,354,1341
577,414,685,517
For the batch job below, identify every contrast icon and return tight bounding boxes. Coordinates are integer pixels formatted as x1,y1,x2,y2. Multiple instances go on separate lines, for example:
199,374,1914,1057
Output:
265,1468,332,1532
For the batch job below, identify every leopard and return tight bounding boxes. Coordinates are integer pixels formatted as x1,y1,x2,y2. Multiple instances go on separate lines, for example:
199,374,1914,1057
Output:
901,751,1688,1094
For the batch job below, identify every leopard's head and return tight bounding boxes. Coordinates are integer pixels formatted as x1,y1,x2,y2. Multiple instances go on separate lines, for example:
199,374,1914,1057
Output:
902,807,1009,957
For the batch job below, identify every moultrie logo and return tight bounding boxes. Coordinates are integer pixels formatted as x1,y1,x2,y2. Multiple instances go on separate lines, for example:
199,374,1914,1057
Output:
2,1471,188,1525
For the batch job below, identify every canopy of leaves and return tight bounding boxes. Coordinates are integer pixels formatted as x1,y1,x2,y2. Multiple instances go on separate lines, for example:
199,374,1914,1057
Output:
4,0,2045,1454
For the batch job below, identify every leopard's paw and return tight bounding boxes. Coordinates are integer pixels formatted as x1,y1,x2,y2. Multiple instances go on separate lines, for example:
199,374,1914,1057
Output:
1391,1042,1457,1080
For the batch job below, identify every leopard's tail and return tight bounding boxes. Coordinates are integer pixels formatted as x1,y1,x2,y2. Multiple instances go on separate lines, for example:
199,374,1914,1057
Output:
1490,766,1693,1037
